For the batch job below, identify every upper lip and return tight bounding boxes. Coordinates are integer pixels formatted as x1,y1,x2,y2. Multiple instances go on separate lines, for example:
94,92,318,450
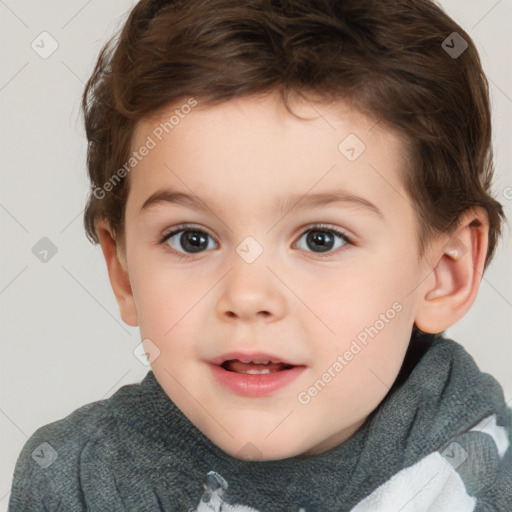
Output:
208,351,302,366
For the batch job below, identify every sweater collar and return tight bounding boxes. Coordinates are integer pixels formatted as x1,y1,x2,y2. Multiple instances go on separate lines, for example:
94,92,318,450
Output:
107,330,509,492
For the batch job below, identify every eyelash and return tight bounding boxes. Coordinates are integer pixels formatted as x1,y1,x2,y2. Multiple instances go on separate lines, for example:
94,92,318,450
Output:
158,223,354,260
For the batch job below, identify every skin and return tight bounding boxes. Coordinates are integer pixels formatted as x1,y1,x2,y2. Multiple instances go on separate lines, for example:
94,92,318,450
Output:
98,90,488,460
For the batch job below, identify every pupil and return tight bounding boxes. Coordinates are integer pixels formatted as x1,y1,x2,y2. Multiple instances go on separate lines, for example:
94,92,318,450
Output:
182,231,208,253
307,230,333,252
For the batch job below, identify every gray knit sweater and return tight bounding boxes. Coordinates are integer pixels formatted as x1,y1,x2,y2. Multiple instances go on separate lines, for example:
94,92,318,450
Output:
8,332,512,511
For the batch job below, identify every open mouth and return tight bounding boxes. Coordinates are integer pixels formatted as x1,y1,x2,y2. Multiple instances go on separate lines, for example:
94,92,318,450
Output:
209,354,306,396
221,360,295,374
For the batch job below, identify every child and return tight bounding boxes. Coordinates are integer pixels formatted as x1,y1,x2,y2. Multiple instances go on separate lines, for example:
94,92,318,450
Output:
9,0,511,510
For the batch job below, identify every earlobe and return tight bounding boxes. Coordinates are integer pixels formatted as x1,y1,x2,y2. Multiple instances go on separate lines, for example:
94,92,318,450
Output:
97,220,139,327
414,209,488,334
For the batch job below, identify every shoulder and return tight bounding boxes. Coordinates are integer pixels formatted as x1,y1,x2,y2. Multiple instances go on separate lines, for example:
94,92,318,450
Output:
8,391,127,511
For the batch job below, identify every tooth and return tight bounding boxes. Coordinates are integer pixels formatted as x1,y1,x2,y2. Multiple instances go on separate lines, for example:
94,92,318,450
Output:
245,369,271,374
238,359,271,364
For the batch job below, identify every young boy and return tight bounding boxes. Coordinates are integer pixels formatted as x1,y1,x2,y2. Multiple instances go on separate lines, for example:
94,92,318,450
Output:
9,0,511,510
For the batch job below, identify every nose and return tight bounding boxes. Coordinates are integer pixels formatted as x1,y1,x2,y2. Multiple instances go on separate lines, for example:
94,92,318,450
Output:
215,258,287,323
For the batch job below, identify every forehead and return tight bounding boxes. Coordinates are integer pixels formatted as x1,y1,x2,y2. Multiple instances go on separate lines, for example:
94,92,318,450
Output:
125,93,411,221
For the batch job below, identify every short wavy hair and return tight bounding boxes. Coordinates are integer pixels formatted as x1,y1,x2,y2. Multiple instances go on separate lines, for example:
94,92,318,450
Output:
82,0,504,268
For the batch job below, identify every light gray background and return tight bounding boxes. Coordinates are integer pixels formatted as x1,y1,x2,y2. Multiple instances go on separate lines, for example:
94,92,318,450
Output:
1,0,511,507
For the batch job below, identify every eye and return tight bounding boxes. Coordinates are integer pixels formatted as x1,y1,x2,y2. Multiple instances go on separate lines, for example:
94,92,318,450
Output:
159,224,217,258
159,223,353,259
295,224,352,256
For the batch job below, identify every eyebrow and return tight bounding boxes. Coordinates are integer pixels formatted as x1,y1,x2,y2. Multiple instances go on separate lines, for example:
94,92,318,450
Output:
139,188,384,218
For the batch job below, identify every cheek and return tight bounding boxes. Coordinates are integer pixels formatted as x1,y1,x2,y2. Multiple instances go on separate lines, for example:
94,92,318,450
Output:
127,248,199,343
311,306,412,421
304,253,418,372
311,265,406,330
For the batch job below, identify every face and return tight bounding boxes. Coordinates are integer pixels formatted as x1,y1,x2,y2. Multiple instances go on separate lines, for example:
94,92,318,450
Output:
120,92,433,460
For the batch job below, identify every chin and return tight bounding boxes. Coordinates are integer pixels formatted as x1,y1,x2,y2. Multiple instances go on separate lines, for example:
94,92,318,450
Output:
216,437,306,462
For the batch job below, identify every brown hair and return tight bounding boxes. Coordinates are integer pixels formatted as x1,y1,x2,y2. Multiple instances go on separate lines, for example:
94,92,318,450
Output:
82,0,504,268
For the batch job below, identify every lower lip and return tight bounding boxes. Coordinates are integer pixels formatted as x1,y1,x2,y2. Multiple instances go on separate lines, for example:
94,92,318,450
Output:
209,363,306,397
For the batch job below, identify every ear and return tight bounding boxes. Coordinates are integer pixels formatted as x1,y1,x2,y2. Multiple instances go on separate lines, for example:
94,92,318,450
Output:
414,208,489,333
97,220,138,327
